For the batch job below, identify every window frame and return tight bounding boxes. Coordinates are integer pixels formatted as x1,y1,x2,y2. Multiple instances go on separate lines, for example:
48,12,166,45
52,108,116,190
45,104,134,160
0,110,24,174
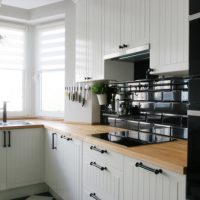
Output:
35,21,65,118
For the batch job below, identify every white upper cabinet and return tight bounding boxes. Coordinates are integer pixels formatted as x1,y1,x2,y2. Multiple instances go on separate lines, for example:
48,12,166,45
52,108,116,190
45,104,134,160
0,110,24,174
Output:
75,0,88,82
76,0,104,81
87,0,104,80
104,0,121,55
121,0,150,50
124,156,186,200
104,0,150,56
150,0,189,74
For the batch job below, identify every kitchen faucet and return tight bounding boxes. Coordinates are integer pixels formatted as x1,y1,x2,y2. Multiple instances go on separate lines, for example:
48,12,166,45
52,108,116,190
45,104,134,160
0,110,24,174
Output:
0,101,7,123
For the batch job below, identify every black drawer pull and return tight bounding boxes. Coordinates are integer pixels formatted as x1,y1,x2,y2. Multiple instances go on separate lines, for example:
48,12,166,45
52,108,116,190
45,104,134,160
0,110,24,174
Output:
90,193,101,200
8,131,11,147
52,133,57,149
90,146,107,154
135,162,162,175
90,162,107,171
66,137,72,141
3,131,6,147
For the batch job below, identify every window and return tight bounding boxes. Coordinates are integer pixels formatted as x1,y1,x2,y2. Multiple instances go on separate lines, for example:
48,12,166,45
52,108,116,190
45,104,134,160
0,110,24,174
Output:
0,22,26,114
36,22,65,117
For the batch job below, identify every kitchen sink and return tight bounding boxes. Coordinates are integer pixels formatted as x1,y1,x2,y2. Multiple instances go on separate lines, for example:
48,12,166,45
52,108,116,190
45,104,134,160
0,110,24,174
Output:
0,121,32,126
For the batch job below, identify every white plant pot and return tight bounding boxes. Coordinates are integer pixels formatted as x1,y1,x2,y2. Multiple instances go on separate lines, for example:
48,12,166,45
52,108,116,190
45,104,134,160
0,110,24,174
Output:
97,94,107,105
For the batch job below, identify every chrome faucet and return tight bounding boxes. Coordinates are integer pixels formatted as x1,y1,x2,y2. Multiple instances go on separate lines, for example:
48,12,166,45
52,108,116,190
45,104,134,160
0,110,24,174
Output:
3,101,7,123
0,101,7,123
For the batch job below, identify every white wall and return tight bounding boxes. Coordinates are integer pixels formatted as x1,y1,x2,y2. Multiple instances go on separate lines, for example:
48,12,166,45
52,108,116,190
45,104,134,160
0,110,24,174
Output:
0,5,29,22
64,0,100,124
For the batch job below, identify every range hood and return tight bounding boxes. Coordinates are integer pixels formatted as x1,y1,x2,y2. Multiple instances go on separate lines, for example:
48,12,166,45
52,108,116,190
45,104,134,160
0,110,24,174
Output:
104,44,150,62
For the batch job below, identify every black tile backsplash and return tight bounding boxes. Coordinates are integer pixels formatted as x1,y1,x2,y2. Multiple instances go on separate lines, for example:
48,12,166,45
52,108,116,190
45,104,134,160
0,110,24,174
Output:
102,77,189,140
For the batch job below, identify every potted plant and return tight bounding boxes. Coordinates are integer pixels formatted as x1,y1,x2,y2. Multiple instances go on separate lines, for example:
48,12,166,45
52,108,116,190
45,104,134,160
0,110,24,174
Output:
91,82,107,105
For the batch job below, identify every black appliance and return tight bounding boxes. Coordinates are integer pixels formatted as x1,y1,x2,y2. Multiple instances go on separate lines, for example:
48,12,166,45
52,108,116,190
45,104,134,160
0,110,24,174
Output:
190,0,200,15
187,5,200,199
92,130,176,147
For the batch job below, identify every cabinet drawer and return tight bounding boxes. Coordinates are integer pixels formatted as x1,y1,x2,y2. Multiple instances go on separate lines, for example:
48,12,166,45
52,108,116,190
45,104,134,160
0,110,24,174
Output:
83,142,123,170
83,158,123,200
124,156,186,200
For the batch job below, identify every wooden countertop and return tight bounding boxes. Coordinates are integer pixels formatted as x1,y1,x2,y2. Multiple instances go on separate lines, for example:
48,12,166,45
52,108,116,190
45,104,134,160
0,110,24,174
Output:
0,119,187,175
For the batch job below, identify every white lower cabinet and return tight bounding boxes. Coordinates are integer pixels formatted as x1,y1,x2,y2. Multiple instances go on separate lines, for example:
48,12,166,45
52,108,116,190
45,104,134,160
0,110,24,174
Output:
0,128,44,191
0,131,7,191
124,156,186,200
83,142,124,200
44,129,82,200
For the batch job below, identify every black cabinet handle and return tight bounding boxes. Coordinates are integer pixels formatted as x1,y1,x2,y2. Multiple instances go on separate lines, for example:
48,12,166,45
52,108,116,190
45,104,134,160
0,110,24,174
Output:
119,45,123,49
3,131,6,148
52,133,57,149
8,131,11,147
89,193,101,200
123,44,128,48
90,162,107,171
90,146,107,154
61,135,72,141
85,77,92,80
135,162,162,175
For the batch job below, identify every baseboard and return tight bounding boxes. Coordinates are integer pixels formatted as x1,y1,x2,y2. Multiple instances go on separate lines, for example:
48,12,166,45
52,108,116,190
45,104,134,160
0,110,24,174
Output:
0,183,48,200
48,187,62,200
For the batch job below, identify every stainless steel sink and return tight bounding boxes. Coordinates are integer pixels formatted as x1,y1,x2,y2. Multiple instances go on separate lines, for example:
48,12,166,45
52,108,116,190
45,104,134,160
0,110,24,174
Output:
0,121,32,126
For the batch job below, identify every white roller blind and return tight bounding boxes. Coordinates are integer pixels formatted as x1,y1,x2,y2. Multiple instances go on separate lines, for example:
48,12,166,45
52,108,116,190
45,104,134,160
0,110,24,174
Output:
0,24,25,70
37,23,65,70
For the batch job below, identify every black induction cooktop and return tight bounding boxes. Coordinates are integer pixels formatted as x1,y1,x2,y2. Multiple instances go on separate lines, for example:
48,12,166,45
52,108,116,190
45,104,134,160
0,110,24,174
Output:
92,131,176,147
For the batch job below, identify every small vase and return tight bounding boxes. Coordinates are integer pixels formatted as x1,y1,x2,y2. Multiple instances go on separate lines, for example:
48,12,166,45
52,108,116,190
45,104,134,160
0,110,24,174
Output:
97,94,107,105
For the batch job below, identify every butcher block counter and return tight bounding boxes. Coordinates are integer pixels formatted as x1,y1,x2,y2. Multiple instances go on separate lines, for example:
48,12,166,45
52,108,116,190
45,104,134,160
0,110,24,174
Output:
0,119,187,174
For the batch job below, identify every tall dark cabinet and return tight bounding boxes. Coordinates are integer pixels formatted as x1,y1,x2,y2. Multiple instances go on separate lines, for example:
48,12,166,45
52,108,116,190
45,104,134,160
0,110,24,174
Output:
187,1,200,199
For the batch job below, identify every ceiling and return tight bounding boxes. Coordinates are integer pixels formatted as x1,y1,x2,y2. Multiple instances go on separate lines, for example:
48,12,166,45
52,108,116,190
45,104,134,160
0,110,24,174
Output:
1,0,64,9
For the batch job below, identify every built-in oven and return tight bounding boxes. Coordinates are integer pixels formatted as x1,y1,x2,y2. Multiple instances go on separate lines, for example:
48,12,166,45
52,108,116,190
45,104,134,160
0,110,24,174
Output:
190,0,200,15
190,18,200,76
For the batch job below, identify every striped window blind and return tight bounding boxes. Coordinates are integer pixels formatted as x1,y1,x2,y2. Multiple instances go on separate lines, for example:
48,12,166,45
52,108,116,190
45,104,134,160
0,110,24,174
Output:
0,24,25,70
37,23,65,70
36,22,65,115
0,23,26,112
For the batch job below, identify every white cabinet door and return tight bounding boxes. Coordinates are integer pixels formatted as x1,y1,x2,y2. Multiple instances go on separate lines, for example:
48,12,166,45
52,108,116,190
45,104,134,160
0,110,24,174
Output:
104,0,121,55
87,0,104,80
121,0,150,49
75,0,88,82
57,134,82,200
6,128,44,189
124,156,186,200
44,129,58,192
0,131,6,191
150,0,189,74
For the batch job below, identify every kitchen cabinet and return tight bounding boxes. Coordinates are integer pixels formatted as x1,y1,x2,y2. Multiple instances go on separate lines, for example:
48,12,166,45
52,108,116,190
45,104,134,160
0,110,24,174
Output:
121,0,150,50
75,0,88,82
0,131,6,191
150,0,189,74
83,142,124,200
75,0,136,82
124,156,186,200
104,0,150,56
44,129,82,200
0,128,44,190
44,130,58,192
76,0,104,81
